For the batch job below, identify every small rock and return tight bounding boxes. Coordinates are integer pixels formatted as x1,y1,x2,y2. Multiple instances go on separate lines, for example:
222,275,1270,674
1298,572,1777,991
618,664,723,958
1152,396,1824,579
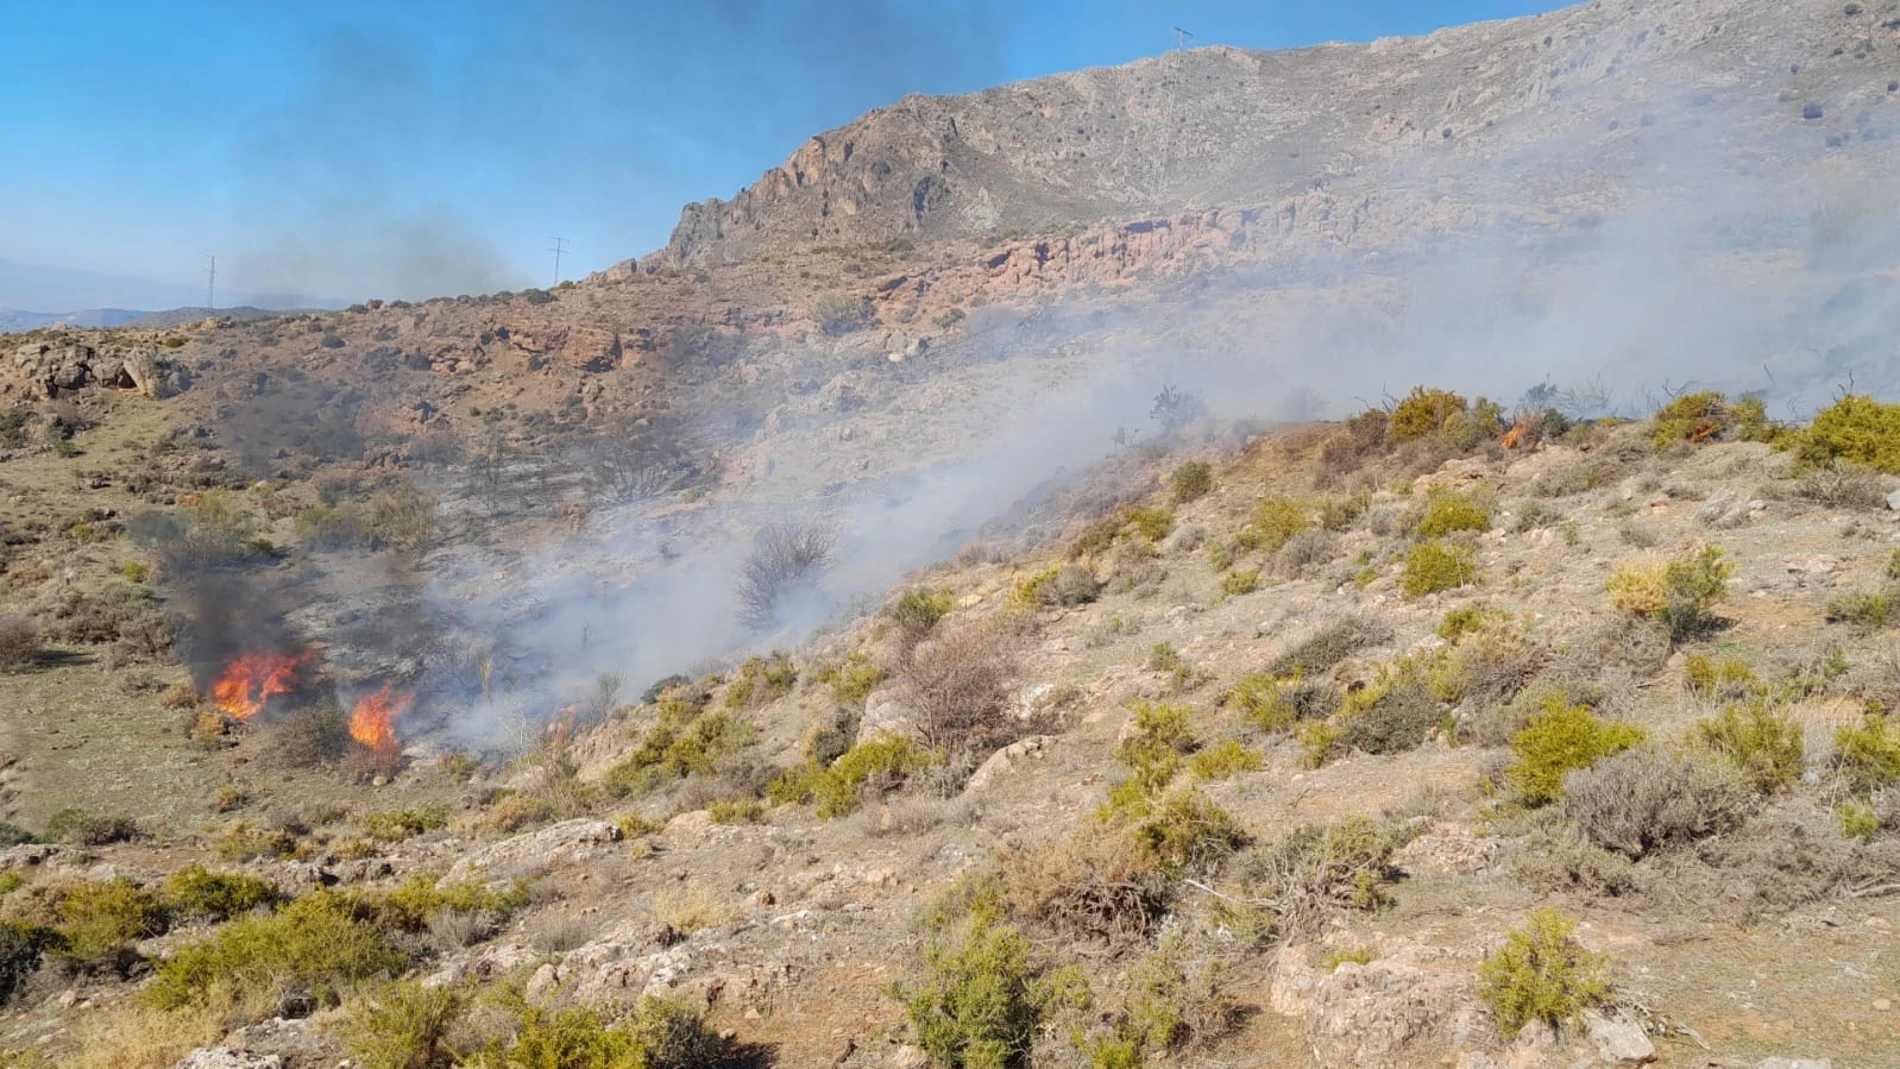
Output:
1887,487,1900,511
1876,997,1893,1011
1583,1010,1655,1063
169,1052,286,1069
890,1045,930,1069
1755,1059,1832,1069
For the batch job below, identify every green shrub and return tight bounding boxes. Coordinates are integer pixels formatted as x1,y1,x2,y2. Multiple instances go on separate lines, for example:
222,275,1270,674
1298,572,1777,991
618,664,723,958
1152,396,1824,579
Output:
1220,568,1260,597
0,921,58,1004
724,651,797,709
1237,816,1409,925
1507,698,1645,806
1116,701,1194,795
1186,739,1262,782
1130,789,1248,875
816,654,884,707
358,807,448,842
53,878,169,966
1013,564,1100,609
346,980,469,1069
1683,653,1762,702
1245,497,1307,554
368,875,529,934
1126,507,1175,545
1696,701,1804,793
1416,491,1492,538
1338,678,1439,755
1438,604,1504,643
1388,387,1469,443
708,798,766,825
163,866,280,922
897,907,1083,1068
1888,547,1900,581
1227,675,1339,733
604,699,754,796
1205,541,1234,572
43,809,140,846
1318,494,1367,532
1477,908,1611,1039
1835,716,1900,792
1841,800,1881,841
1170,460,1213,503
890,588,955,642
147,890,407,1009
464,988,721,1069
1402,540,1478,599
1608,547,1731,641
1795,394,1900,474
1827,591,1895,629
1296,720,1344,768
769,735,933,819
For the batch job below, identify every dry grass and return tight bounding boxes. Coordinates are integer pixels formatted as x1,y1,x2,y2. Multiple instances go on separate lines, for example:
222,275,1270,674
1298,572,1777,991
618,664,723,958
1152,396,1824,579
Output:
999,822,1172,943
651,882,737,934
61,1001,229,1069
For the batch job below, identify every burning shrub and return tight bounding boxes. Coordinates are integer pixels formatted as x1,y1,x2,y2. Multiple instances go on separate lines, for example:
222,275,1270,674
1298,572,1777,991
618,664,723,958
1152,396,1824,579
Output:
0,614,38,669
736,521,837,629
146,890,407,1011
1651,391,1775,450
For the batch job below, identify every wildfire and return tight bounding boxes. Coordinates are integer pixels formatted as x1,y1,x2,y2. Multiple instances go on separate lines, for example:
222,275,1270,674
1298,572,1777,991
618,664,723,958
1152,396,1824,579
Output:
211,651,315,721
349,683,412,758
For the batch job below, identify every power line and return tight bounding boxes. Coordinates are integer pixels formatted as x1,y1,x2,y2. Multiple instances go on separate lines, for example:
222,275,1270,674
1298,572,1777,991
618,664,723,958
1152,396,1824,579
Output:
548,237,568,288
204,255,217,312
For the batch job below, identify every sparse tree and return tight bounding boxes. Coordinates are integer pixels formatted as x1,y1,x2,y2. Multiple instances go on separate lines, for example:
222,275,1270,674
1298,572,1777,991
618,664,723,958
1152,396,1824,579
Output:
736,521,838,630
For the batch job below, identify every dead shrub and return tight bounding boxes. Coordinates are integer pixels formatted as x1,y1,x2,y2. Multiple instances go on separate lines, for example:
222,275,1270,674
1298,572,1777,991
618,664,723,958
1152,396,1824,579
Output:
1233,817,1413,938
900,620,1023,758
1265,616,1390,679
1271,530,1340,578
1511,829,1638,897
736,521,837,630
0,614,39,668
1794,460,1889,510
1659,800,1900,917
268,705,355,768
1000,823,1172,943
1562,746,1751,860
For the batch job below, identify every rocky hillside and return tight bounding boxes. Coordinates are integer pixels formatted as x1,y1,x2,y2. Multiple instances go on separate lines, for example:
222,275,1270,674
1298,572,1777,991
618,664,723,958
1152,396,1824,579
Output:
662,0,1900,265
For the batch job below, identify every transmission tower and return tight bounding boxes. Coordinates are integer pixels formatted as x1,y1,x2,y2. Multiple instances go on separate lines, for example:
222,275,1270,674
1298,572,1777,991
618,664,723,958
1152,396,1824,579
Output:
549,237,568,288
204,255,217,312
1172,26,1194,49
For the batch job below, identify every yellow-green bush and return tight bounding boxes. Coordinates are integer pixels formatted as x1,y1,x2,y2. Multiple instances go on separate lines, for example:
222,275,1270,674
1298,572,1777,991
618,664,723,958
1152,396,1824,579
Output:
724,651,796,709
1187,739,1262,782
604,700,753,796
345,980,468,1069
1507,697,1645,806
1117,701,1195,794
1651,391,1774,449
1826,591,1895,629
768,735,933,819
1834,716,1900,793
1684,653,1762,702
1220,568,1260,597
889,588,954,642
898,904,1084,1069
163,866,280,922
147,890,407,1010
1244,497,1307,554
1696,701,1804,794
358,807,448,843
462,988,721,1069
1129,788,1248,876
1415,491,1492,538
816,653,884,707
1170,460,1213,503
1794,394,1900,474
367,875,529,934
1477,908,1611,1038
1402,540,1479,599
1607,546,1731,641
1388,387,1470,443
52,878,169,966
1228,674,1339,733
707,798,766,825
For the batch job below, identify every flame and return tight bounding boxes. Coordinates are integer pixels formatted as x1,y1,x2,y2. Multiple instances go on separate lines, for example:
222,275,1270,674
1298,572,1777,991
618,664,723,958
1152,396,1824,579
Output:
349,683,412,757
211,651,314,721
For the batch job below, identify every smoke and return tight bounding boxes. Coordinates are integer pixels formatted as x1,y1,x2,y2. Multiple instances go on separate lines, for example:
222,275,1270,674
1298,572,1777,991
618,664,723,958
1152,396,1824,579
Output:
224,2,1011,303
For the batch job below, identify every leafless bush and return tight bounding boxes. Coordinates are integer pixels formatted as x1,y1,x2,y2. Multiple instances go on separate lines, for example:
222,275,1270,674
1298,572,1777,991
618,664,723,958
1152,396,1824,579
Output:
1616,521,1660,549
1562,746,1751,860
580,425,684,505
1000,823,1172,943
736,521,838,629
1511,828,1638,897
899,619,1022,757
1795,460,1889,510
0,614,39,668
1655,800,1900,919
428,908,497,950
526,911,597,953
267,705,354,768
1271,530,1340,578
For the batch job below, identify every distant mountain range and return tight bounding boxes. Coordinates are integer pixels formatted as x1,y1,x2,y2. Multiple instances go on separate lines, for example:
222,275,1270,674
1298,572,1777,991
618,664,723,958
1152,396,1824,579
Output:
0,258,343,333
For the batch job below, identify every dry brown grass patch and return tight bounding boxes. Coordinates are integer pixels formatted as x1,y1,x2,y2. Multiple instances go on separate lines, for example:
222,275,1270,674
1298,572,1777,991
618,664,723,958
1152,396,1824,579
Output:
999,822,1171,943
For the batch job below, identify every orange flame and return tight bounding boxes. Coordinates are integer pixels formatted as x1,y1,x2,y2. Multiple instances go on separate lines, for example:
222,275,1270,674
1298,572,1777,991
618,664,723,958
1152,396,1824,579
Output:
211,651,314,721
349,683,412,757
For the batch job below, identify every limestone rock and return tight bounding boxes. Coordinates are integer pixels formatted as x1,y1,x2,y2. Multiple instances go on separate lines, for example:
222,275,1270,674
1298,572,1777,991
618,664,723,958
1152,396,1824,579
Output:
1755,1060,1832,1069
860,690,917,741
1582,1010,1655,1063
170,1052,284,1069
444,818,621,883
963,735,1050,794
1887,487,1900,512
1391,822,1500,877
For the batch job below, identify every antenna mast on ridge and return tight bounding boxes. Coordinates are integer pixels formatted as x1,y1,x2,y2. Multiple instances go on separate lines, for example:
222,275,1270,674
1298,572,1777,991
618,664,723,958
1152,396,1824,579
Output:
204,255,217,312
1172,26,1194,49
549,237,568,288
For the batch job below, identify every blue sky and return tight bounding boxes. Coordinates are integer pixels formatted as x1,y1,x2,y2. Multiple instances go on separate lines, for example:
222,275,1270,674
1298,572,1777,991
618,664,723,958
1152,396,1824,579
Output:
0,0,1568,310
